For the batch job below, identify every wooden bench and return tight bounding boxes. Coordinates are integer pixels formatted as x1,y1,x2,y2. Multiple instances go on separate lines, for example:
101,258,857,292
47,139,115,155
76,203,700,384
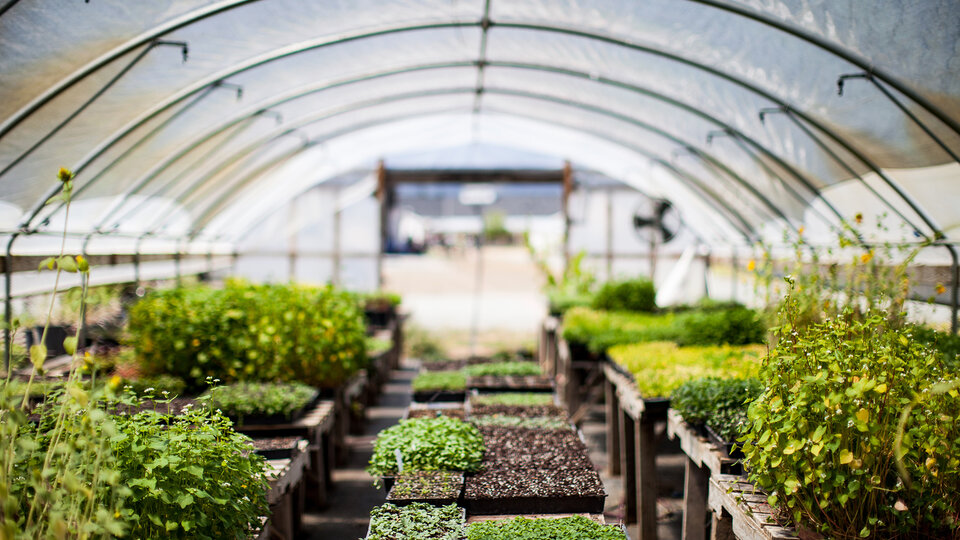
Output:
708,475,798,540
261,439,310,540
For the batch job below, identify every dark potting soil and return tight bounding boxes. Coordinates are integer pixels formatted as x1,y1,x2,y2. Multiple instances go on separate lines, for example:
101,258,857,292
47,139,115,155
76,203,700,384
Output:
464,466,606,499
469,404,567,418
406,408,466,420
478,426,594,470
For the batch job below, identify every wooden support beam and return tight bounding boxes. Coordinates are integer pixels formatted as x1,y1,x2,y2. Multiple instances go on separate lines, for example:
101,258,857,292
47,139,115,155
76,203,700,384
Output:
619,407,637,524
606,378,621,476
636,415,658,540
682,456,709,540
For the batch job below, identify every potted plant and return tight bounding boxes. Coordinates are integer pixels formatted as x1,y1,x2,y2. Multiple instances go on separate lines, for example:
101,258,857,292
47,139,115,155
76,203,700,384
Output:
366,502,464,539
466,514,627,539
671,376,763,459
204,381,319,426
367,416,484,488
412,371,467,403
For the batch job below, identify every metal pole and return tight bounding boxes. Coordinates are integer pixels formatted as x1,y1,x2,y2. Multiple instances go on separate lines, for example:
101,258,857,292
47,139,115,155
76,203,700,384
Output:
333,187,342,286
947,244,959,335
606,187,613,280
4,234,16,373
731,246,739,303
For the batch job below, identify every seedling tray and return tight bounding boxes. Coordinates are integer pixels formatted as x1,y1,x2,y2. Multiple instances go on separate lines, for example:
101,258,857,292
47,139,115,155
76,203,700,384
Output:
412,389,466,403
467,375,553,393
224,389,321,427
386,472,464,506
705,424,744,461
464,494,605,515
251,435,303,460
364,504,465,539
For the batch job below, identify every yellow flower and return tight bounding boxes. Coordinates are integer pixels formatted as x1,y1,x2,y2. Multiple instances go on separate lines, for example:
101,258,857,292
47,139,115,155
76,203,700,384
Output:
854,212,863,224
935,283,946,295
861,251,873,264
747,259,756,271
108,375,122,390
797,226,805,236
57,167,73,183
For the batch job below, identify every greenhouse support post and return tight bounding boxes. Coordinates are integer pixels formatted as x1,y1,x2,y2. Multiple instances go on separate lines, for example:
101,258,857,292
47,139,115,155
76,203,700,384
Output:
948,244,959,335
3,234,14,373
605,187,613,279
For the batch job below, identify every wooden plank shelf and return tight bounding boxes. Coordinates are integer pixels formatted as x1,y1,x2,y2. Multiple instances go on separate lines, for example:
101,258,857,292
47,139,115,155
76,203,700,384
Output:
238,400,336,510
601,362,668,540
261,439,309,540
708,475,798,540
666,410,740,476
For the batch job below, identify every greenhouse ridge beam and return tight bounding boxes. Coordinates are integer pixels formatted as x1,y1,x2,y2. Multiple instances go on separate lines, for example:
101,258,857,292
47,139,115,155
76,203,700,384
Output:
385,170,563,184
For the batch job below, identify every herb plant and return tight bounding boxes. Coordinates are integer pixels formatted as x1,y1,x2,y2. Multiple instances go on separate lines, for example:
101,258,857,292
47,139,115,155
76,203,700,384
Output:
387,471,463,500
111,408,269,538
463,362,541,377
673,306,766,346
741,308,960,538
367,502,464,540
128,280,367,391
561,307,677,353
412,371,467,392
608,342,764,398
470,393,554,407
121,374,187,397
367,416,484,476
671,377,763,441
205,381,316,420
466,515,626,539
591,278,656,312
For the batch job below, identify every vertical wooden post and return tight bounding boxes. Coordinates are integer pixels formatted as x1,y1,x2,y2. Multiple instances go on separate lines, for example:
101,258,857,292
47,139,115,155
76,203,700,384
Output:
636,414,658,540
606,379,621,475
562,160,573,270
682,456,709,540
619,408,637,524
376,160,388,289
710,511,735,540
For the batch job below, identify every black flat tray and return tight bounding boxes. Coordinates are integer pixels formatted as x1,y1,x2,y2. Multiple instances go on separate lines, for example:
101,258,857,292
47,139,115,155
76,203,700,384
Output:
412,390,466,403
464,494,605,515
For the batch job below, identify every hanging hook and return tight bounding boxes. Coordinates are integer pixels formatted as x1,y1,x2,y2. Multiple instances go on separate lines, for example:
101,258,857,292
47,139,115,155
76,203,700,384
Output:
213,80,244,101
837,72,871,96
758,106,789,124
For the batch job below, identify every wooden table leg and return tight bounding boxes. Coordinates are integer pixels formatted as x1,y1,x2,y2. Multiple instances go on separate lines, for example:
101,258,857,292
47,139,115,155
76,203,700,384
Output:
619,407,637,524
636,414,658,540
711,510,735,540
682,455,709,540
606,379,621,476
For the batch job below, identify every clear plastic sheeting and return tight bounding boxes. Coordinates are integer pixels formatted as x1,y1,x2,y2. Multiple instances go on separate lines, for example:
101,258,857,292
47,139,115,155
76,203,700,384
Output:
0,0,957,264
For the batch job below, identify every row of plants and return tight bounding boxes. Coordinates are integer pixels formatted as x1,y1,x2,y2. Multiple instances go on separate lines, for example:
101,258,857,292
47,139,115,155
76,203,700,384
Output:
562,301,766,354
127,279,368,392
411,361,546,398
607,341,763,399
367,504,626,539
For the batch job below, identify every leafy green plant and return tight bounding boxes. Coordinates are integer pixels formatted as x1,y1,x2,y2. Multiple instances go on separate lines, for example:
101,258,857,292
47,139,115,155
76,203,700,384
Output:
608,342,764,398
591,277,656,312
0,168,131,538
909,324,960,367
463,361,541,377
412,371,466,392
367,502,464,540
674,306,766,347
671,377,763,442
561,307,678,353
204,381,316,421
367,416,484,476
470,393,554,407
387,471,462,500
741,308,960,538
466,515,626,539
128,280,367,392
469,415,571,430
111,407,269,538
529,247,596,316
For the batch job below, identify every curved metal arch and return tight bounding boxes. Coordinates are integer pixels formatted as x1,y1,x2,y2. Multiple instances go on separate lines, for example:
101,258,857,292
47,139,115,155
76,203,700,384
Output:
144,85,787,239
8,17,944,239
688,0,960,139
169,90,764,242
218,108,756,244
72,59,822,239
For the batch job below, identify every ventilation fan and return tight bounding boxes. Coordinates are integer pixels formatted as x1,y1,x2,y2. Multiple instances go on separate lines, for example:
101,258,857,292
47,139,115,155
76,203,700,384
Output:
633,199,681,243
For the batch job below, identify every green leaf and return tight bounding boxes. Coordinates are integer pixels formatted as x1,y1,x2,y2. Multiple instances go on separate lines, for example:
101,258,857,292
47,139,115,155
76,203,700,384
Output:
30,344,47,369
176,493,194,508
58,255,77,273
63,336,77,356
38,257,56,271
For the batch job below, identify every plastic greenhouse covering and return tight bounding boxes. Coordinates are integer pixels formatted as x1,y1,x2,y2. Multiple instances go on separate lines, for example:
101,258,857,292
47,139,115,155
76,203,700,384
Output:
1,0,959,293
